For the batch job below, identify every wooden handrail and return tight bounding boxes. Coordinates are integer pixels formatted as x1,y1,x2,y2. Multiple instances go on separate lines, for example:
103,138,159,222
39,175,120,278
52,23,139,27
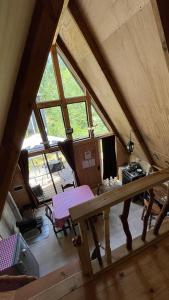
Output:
70,169,169,222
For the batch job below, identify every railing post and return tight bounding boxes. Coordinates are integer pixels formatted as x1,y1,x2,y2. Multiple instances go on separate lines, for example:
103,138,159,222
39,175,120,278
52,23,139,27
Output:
142,189,154,241
89,217,103,266
154,186,169,235
103,208,112,264
119,199,132,250
73,220,93,276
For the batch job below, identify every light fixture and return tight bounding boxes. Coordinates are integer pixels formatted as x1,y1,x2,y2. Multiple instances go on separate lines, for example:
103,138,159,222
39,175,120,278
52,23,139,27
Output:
127,131,134,154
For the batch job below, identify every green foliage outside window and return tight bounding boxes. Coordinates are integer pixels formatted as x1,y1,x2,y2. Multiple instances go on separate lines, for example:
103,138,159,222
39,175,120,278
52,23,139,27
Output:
68,103,89,139
24,51,109,148
38,54,59,101
92,106,109,136
58,54,84,98
41,107,66,139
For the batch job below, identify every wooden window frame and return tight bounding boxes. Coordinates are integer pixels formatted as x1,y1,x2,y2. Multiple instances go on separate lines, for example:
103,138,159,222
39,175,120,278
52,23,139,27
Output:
25,45,110,158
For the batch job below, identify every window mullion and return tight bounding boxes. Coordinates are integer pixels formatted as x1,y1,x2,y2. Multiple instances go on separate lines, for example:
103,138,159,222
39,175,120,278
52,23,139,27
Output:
51,46,72,140
33,104,49,149
86,91,94,138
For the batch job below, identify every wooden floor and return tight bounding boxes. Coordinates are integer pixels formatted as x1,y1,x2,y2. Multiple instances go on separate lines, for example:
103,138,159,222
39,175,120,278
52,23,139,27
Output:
9,233,169,300
59,235,169,300
29,201,144,276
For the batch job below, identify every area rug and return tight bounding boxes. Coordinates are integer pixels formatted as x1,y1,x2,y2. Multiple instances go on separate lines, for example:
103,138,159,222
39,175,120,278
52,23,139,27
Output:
23,217,49,245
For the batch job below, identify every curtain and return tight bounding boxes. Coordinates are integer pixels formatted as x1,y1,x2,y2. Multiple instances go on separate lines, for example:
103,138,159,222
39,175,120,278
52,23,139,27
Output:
102,135,117,180
18,150,38,208
58,140,80,186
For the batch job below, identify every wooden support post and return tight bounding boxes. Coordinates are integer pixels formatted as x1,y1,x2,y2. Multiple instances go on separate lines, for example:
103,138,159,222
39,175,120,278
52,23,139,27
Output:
33,105,49,149
142,189,154,241
89,217,103,266
0,0,65,216
51,45,72,140
119,199,132,251
103,208,112,265
74,221,93,276
154,185,169,235
86,91,94,139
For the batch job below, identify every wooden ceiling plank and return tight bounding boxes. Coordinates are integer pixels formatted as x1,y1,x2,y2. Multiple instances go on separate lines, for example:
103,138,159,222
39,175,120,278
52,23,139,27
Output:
0,0,65,215
68,0,154,165
57,35,126,148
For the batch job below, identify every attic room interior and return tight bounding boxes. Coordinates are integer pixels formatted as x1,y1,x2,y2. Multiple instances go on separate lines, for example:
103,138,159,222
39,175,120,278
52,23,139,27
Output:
2,0,169,299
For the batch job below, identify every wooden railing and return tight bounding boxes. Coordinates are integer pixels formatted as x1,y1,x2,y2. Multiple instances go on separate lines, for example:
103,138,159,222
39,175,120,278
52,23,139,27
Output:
70,169,169,276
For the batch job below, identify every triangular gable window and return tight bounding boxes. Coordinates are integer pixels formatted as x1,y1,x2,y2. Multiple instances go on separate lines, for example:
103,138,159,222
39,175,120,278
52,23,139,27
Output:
37,54,59,102
58,54,84,98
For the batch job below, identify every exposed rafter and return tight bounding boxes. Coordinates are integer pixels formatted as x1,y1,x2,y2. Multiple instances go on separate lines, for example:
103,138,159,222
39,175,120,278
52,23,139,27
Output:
0,0,65,216
150,0,169,70
156,0,169,50
57,35,126,148
68,0,154,165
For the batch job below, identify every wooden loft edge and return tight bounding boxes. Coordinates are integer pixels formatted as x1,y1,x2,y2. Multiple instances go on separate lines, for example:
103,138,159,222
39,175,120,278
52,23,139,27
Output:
0,0,65,216
68,0,154,165
70,168,169,222
56,35,126,149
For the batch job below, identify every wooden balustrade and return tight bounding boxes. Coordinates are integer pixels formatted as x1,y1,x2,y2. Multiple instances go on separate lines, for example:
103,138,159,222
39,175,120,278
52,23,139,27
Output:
70,169,169,276
103,208,112,264
142,189,154,241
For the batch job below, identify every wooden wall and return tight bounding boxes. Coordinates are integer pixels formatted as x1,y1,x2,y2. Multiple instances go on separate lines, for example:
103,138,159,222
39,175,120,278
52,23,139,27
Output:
59,0,169,168
0,0,35,142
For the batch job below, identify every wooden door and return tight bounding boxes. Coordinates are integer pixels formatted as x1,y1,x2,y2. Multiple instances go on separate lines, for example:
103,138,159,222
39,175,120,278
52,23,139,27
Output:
73,139,101,188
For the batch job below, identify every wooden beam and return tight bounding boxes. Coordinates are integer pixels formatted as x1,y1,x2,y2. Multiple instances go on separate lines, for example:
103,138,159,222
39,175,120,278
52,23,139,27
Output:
51,45,72,139
36,100,62,109
33,104,49,149
68,0,154,165
57,35,126,149
36,96,86,110
156,0,169,51
150,0,169,70
86,91,94,139
0,0,65,215
70,168,169,222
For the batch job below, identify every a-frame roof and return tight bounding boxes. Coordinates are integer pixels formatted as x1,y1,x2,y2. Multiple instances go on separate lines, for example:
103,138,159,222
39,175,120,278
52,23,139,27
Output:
59,0,169,168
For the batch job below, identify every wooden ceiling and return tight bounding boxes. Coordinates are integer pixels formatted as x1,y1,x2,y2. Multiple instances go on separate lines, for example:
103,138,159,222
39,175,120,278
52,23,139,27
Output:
0,0,35,142
59,0,169,167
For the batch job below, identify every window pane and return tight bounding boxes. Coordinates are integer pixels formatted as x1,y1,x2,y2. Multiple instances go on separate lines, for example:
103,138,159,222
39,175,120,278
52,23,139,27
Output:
29,154,56,202
37,54,59,102
22,112,44,152
92,106,109,136
41,107,66,146
58,54,84,98
68,102,89,140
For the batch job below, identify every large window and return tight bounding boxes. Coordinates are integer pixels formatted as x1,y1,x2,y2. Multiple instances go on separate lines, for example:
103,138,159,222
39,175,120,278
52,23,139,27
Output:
58,54,84,98
68,102,89,139
22,46,110,203
41,107,66,146
22,113,44,152
37,54,59,102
